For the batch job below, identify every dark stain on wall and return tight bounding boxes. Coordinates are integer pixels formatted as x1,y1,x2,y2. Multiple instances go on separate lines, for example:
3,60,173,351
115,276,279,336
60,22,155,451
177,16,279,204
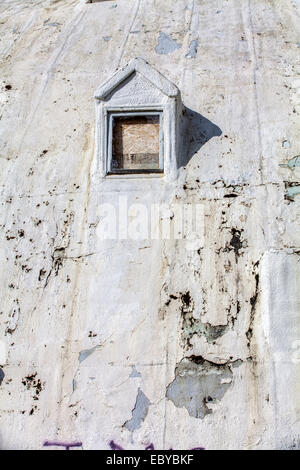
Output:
0,367,4,386
22,372,44,401
180,291,229,347
246,261,260,348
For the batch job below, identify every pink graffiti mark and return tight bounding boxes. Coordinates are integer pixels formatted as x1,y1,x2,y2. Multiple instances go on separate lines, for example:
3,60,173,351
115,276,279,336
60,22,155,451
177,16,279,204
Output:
43,441,83,450
109,441,205,451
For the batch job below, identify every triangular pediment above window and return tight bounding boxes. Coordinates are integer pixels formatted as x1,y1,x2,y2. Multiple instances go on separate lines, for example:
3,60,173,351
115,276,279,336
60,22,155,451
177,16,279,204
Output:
94,57,179,101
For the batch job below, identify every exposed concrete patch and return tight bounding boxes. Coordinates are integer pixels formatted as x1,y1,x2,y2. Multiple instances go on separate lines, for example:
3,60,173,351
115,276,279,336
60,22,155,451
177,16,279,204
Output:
129,365,141,378
155,32,181,55
124,388,150,432
183,320,228,344
185,40,198,59
72,379,77,392
79,344,98,363
280,155,300,171
180,291,229,346
284,182,300,200
166,356,241,419
282,140,291,149
0,367,4,386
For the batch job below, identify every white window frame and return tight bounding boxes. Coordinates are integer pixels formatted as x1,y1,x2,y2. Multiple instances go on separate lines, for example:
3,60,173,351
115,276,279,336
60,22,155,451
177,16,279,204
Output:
106,109,164,175
93,58,183,181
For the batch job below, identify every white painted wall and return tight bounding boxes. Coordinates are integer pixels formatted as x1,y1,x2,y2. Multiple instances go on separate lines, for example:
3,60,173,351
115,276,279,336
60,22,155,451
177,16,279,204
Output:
0,0,299,450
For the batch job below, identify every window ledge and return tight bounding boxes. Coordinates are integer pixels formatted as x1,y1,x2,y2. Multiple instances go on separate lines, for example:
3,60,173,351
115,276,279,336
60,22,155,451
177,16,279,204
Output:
104,173,165,180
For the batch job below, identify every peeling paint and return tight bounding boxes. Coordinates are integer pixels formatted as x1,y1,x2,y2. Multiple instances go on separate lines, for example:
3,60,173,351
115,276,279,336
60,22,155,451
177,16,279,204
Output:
79,345,98,363
129,366,141,378
279,156,300,171
185,40,198,59
155,32,181,55
166,356,240,419
282,140,291,149
124,388,150,432
183,320,228,344
180,291,229,346
285,182,300,200
0,367,4,386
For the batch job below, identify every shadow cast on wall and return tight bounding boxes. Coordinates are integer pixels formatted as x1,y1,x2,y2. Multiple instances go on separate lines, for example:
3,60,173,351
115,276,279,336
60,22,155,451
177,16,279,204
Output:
181,106,222,168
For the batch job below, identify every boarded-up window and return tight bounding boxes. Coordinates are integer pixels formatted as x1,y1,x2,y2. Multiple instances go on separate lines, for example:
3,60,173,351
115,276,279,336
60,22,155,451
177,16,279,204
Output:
110,114,162,173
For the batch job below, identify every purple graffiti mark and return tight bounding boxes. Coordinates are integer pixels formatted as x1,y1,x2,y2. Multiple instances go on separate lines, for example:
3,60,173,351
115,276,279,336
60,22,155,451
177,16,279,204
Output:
145,444,154,450
109,441,205,450
109,440,125,450
43,441,82,450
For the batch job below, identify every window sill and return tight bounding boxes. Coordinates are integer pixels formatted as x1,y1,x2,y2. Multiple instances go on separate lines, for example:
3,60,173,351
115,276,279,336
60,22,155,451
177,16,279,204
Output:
105,172,165,179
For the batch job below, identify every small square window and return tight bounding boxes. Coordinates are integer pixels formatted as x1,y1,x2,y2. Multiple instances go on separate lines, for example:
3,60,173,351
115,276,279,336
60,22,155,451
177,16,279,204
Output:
95,58,183,181
107,112,163,174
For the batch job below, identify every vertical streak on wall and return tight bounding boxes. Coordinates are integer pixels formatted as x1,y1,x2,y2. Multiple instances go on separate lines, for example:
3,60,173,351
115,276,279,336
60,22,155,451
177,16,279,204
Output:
116,0,141,68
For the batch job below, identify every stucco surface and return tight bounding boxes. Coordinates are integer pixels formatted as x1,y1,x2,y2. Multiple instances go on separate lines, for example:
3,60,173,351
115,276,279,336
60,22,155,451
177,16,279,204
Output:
0,0,300,450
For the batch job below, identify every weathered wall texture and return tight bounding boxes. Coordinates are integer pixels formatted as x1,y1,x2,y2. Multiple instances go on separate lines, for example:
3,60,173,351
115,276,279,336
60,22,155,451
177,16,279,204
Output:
0,0,300,450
